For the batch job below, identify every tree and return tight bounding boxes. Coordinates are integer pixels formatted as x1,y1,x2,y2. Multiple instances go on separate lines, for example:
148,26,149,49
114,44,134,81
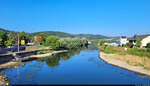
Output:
127,42,134,48
136,37,141,47
146,43,150,52
146,43,150,48
19,31,30,44
98,40,103,46
39,33,48,45
44,36,60,50
4,40,13,47
0,30,7,47
13,33,19,45
34,34,43,44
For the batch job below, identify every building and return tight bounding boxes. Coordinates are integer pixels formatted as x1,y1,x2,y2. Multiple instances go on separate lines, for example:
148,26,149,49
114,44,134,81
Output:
120,36,128,46
104,40,120,46
128,35,150,48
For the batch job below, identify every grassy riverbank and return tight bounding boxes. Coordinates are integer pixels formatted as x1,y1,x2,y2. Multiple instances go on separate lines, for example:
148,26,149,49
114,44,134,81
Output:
26,45,51,51
99,45,150,70
99,45,150,58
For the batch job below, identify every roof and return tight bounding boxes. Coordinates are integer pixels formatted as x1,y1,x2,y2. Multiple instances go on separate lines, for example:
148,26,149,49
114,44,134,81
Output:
128,35,150,40
121,36,127,38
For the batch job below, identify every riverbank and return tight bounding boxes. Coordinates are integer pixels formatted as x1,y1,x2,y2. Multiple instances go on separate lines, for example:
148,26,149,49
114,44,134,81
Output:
0,50,68,85
99,52,150,77
0,50,68,70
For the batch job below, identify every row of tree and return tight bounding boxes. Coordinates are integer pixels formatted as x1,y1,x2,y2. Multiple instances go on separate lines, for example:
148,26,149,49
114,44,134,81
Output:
33,32,88,50
0,30,88,50
0,30,33,48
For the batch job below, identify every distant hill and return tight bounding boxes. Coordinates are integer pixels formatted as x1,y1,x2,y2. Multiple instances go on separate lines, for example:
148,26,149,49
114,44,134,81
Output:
32,31,75,38
32,31,109,40
74,34,108,40
0,28,109,40
0,28,17,34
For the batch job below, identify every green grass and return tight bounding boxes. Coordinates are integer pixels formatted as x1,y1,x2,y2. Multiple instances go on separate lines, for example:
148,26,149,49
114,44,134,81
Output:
99,45,150,58
26,45,47,51
36,50,54,55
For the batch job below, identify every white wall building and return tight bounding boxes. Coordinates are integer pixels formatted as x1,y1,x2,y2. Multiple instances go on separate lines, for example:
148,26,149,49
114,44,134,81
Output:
120,36,128,46
128,35,150,48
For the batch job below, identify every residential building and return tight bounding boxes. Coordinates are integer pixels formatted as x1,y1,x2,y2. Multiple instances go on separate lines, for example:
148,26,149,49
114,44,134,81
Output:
128,35,150,48
120,36,128,46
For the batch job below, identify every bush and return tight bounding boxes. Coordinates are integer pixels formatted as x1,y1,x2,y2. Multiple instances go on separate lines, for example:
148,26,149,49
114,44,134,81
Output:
147,48,150,52
98,40,103,46
44,36,60,50
4,40,13,48
146,43,150,48
127,43,134,48
136,37,141,47
59,38,88,50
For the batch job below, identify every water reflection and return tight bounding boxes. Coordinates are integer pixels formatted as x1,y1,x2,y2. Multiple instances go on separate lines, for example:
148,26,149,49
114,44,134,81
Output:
41,48,85,67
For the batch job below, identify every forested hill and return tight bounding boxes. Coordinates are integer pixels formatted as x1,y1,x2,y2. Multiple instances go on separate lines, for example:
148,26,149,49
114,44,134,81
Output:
31,31,74,38
32,31,109,40
0,28,109,40
75,34,108,40
0,28,17,34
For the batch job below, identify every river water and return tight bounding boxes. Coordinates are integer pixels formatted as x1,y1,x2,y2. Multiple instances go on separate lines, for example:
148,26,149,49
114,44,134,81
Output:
1,48,150,85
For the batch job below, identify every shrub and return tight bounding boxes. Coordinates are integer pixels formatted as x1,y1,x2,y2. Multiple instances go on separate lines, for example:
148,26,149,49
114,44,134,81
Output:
104,45,108,50
127,42,134,48
44,36,60,50
98,40,103,46
146,43,150,48
147,48,150,52
136,37,141,47
59,38,88,50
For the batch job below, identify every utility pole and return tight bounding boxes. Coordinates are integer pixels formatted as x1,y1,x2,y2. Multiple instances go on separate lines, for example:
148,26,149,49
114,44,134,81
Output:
18,34,20,52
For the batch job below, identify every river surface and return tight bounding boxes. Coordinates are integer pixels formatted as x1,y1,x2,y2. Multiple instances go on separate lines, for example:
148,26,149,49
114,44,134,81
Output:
1,48,150,85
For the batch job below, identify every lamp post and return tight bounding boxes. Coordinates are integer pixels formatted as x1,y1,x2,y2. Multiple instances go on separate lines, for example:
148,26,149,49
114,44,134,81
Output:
18,34,20,52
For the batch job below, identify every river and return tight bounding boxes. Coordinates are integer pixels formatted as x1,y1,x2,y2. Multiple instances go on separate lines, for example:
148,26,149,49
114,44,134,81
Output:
1,47,150,85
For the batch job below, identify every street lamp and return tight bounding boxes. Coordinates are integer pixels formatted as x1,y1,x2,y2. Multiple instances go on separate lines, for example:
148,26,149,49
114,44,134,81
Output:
18,34,20,52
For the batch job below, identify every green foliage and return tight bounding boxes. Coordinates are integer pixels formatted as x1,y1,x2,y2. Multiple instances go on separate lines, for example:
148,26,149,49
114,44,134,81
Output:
127,42,134,48
99,45,150,58
146,43,150,48
58,38,88,50
76,34,108,40
4,40,13,47
32,31,74,38
7,32,13,40
44,36,60,50
128,48,150,58
39,33,48,44
98,40,103,46
147,48,150,52
19,31,30,43
37,50,53,54
32,31,108,40
136,37,141,47
104,45,108,50
122,44,127,47
0,30,7,47
146,43,150,52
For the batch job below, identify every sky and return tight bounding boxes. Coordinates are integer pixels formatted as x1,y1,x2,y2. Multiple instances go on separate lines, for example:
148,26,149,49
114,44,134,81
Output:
0,0,150,37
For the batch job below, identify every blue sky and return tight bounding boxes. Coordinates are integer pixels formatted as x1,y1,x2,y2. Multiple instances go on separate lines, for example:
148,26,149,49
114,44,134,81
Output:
0,0,150,37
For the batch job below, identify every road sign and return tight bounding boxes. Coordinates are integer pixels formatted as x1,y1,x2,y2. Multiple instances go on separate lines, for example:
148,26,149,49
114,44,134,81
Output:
21,40,25,45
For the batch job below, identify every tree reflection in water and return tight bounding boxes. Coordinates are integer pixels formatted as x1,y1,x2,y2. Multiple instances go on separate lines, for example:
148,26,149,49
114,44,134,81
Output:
41,47,86,67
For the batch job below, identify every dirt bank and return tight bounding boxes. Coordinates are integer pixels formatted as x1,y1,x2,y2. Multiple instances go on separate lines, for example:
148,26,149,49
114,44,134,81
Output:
99,52,150,77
